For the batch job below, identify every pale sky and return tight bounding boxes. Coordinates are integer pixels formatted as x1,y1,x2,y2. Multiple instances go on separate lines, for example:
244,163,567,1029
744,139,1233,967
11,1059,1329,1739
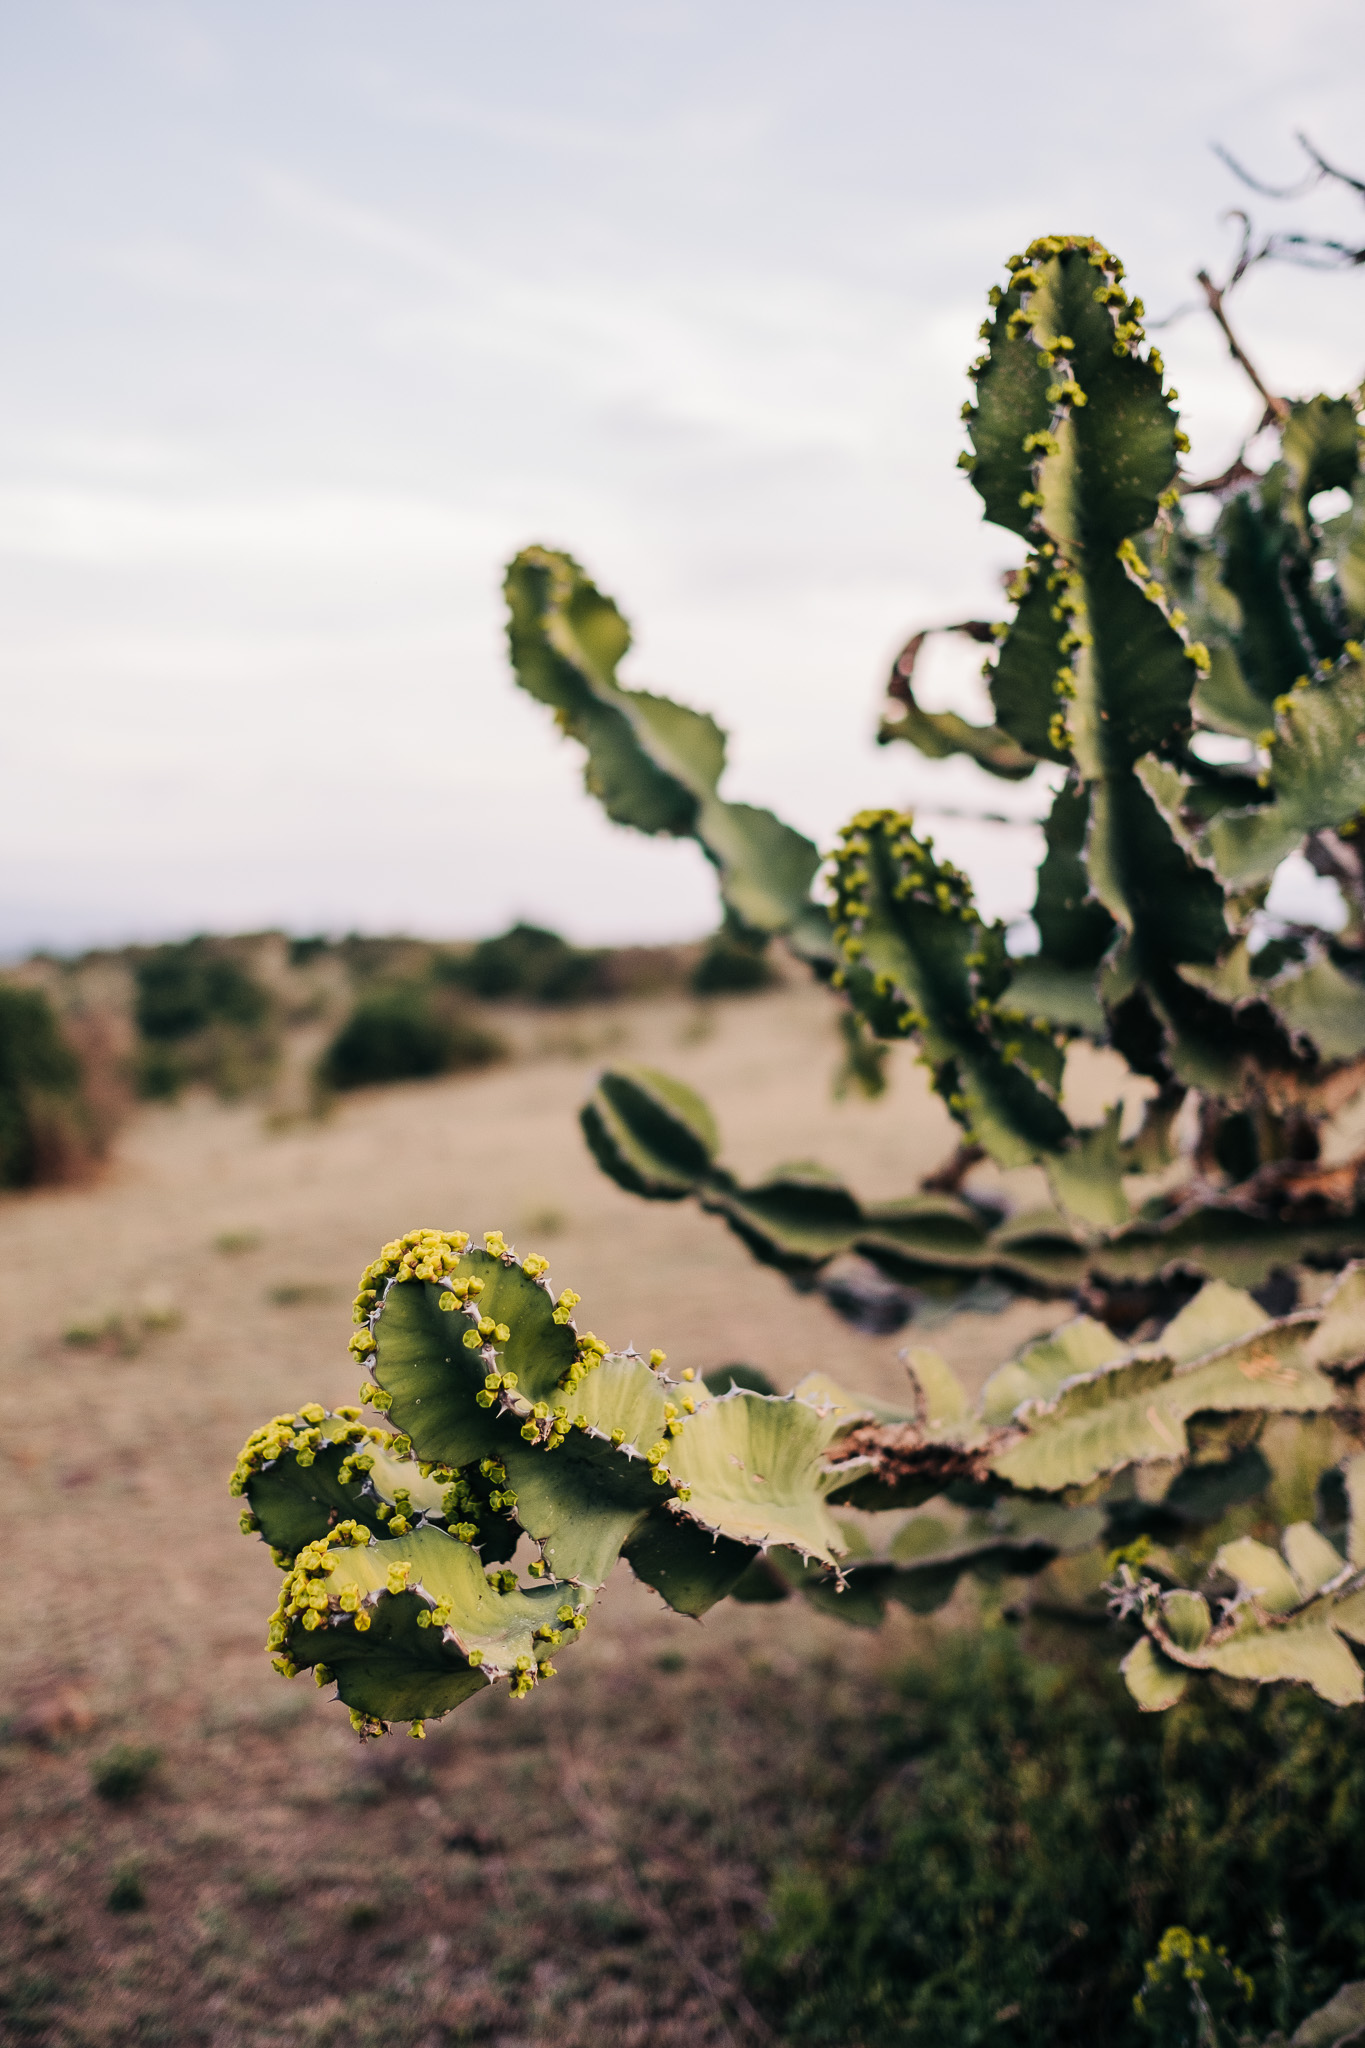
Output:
5,1,1365,953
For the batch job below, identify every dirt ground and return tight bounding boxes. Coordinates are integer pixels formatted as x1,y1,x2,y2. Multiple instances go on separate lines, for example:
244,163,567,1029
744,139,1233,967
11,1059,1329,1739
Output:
0,985,1070,2048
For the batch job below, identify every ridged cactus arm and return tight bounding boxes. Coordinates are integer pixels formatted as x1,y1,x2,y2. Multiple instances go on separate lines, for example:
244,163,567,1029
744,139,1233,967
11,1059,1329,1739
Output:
579,1066,720,1201
1123,1526,1365,1711
236,1227,874,1725
965,267,1058,533
496,1350,676,1587
807,1263,1359,1509
1004,777,1114,1033
1201,648,1365,887
357,1232,603,1460
961,237,1269,1100
1328,471,1365,624
233,1410,453,1562
661,1388,857,1566
966,240,1197,763
504,546,819,935
830,808,1071,1167
271,1522,585,1728
620,1509,760,1618
1209,397,1359,724
876,625,1038,779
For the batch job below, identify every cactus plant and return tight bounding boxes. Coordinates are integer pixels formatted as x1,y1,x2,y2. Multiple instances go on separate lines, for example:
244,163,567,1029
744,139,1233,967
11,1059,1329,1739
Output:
238,234,1365,1736
509,235,1365,1325
452,227,1365,1718
237,1229,1365,1731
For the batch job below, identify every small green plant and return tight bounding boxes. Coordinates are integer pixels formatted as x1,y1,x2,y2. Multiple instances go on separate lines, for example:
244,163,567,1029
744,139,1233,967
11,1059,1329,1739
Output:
1135,1928,1255,2047
63,1302,179,1356
318,985,503,1091
91,1743,160,1803
213,1229,261,1256
105,1861,147,1913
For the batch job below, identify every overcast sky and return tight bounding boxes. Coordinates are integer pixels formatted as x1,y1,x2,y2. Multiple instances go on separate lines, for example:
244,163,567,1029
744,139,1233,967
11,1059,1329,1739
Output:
4,0,1365,954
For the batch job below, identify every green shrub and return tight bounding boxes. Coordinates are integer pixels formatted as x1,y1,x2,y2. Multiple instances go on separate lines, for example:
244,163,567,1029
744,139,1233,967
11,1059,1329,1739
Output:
438,923,606,1004
91,1743,160,1803
0,984,88,1187
132,940,276,1100
318,986,504,1091
134,941,269,1041
689,927,778,996
105,1861,146,1912
748,1631,1365,2046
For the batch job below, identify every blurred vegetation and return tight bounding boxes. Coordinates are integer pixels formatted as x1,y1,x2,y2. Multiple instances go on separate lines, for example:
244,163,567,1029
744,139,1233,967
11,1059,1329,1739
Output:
0,984,99,1188
0,924,717,1170
318,984,505,1092
131,937,276,1100
748,1629,1365,2047
437,921,608,1004
690,925,778,997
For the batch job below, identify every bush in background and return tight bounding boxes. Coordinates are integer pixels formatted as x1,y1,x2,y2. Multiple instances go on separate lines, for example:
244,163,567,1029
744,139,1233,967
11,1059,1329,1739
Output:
318,984,504,1091
748,1630,1365,2047
132,938,276,1101
437,922,608,1005
0,985,100,1188
689,925,778,997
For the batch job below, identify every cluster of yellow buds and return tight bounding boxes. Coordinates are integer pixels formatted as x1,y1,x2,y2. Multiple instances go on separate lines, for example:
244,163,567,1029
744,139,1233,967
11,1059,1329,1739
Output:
351,1228,473,1324
475,1367,518,1409
415,1596,453,1631
265,1520,370,1649
551,1287,581,1328
461,1314,511,1356
230,1412,307,1494
559,1324,606,1394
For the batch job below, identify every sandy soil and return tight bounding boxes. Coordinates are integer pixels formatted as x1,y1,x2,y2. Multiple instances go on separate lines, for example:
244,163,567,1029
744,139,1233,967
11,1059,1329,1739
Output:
0,984,1069,2048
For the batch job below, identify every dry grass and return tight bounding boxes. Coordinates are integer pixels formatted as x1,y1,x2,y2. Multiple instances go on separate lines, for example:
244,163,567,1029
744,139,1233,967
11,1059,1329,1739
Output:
0,985,1069,2047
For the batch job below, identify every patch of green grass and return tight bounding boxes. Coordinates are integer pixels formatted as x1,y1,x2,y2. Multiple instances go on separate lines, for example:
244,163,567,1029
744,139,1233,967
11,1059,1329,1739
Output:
213,1229,261,1255
265,1281,336,1307
91,1743,160,1803
747,1629,1365,2047
106,1861,147,1913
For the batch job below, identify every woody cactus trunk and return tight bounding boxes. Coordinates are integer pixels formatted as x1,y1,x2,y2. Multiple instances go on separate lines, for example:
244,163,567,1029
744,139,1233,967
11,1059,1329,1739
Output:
238,235,1365,1736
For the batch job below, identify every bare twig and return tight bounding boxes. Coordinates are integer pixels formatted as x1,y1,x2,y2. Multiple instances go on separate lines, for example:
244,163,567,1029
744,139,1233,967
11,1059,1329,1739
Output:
557,1746,776,2046
1195,268,1290,423
920,1140,986,1195
1212,139,1324,203
1178,452,1263,497
1211,135,1365,270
